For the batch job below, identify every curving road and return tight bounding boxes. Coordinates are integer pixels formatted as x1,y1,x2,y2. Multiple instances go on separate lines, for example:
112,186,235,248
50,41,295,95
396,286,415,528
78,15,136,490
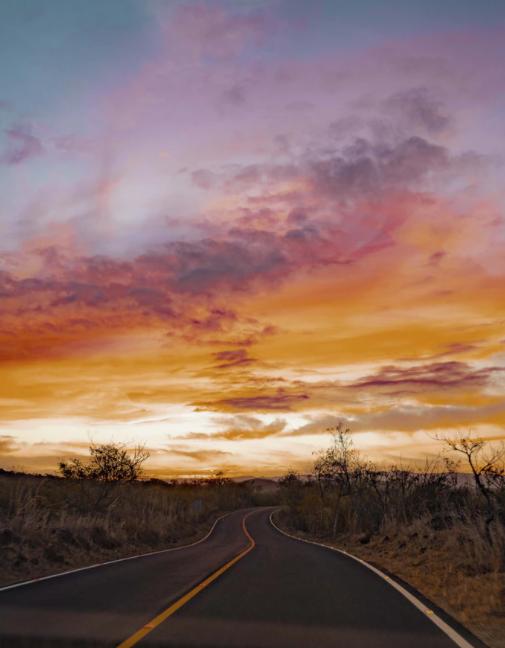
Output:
0,507,483,648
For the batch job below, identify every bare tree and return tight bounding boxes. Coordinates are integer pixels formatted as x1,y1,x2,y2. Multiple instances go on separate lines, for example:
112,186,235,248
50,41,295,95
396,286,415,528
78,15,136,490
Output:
440,430,505,543
440,431,504,501
314,423,359,496
59,442,150,483
314,423,362,536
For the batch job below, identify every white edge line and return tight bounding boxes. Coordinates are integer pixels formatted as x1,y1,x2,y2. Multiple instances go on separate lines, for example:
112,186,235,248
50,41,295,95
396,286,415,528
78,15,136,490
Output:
269,511,476,648
0,512,231,594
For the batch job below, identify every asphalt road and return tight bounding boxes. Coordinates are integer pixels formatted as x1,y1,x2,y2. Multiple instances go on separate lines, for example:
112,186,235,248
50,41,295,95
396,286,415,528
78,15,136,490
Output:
0,507,480,648
0,509,251,647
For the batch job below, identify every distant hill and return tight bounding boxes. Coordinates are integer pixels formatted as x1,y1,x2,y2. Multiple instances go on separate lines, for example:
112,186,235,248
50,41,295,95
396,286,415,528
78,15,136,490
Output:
241,478,279,493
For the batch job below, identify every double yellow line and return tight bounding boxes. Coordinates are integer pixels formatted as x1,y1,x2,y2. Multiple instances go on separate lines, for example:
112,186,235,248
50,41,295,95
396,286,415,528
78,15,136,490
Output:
117,511,256,648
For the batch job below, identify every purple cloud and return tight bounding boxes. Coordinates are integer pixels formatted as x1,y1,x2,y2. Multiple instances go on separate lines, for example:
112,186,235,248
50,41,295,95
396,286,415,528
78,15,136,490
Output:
197,390,310,412
213,348,256,369
309,136,449,197
350,361,502,394
3,125,43,165
383,87,451,134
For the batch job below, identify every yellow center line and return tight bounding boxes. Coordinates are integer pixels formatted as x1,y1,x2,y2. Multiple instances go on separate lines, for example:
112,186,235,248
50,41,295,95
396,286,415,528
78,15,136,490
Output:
116,511,256,648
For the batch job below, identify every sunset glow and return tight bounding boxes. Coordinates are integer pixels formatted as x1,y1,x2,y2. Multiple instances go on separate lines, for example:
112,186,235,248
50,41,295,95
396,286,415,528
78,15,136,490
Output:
1,1,505,477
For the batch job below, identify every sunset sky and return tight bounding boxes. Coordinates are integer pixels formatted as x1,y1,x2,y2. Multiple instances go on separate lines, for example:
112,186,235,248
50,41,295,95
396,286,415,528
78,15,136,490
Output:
1,0,505,477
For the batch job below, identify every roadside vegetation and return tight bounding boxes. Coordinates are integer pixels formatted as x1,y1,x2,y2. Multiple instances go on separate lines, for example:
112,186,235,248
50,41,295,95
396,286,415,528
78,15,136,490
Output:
3,431,504,647
0,442,255,587
277,424,505,648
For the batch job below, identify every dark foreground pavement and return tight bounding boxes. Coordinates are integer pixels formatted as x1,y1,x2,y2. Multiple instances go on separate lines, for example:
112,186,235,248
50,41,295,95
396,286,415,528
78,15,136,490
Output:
0,509,251,647
0,507,480,648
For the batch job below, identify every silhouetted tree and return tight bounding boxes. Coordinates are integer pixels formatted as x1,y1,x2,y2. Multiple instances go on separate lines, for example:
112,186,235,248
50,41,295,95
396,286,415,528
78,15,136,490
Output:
440,431,505,543
59,442,150,483
441,431,505,499
206,470,230,487
313,423,364,536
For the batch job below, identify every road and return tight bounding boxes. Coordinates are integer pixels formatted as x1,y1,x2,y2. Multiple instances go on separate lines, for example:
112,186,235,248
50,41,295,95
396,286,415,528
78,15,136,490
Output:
0,507,481,648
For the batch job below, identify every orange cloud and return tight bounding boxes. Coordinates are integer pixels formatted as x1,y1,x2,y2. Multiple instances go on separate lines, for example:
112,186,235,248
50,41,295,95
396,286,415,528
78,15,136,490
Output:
1,92,505,476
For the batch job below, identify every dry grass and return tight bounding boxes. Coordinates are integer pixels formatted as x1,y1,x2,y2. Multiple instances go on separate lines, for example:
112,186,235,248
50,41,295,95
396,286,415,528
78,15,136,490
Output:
0,473,252,587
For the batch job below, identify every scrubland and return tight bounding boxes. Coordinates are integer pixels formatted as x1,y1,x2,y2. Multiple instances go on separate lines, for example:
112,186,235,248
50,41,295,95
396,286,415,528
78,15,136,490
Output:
3,431,504,648
0,470,253,587
278,426,505,648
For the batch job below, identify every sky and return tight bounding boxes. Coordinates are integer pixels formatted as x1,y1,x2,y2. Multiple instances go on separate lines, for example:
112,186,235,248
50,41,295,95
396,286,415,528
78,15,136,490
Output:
1,0,505,478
